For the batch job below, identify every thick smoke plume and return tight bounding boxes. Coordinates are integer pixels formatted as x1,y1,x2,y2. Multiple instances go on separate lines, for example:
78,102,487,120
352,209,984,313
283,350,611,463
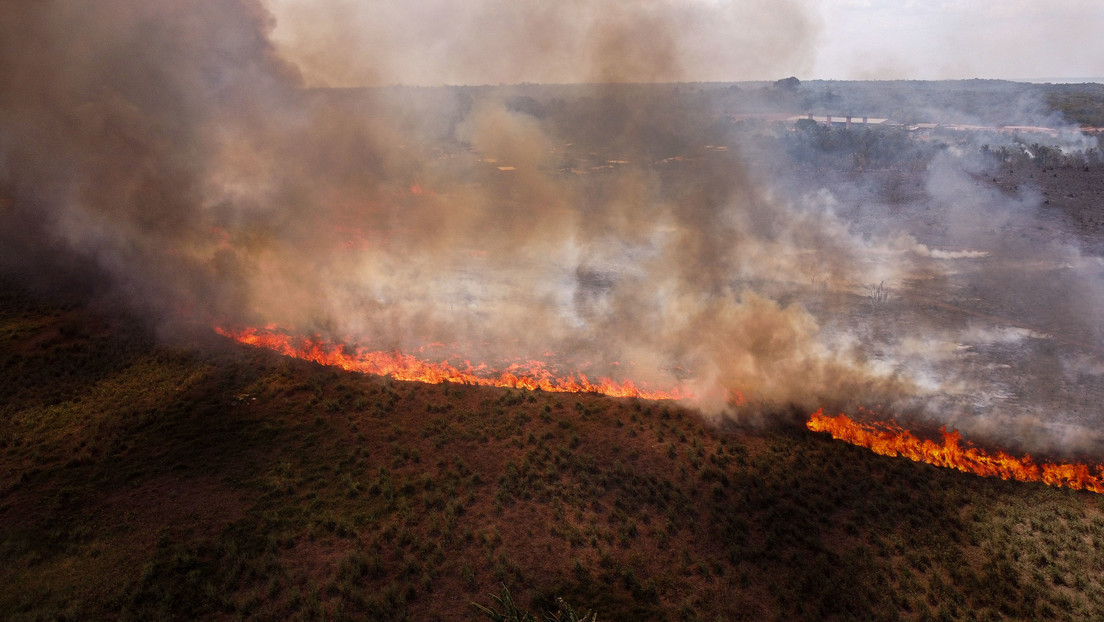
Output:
263,0,819,86
2,1,1102,456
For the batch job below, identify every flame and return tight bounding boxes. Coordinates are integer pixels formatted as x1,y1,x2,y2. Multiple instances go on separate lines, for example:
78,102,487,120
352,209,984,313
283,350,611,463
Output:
217,326,686,400
807,409,1104,494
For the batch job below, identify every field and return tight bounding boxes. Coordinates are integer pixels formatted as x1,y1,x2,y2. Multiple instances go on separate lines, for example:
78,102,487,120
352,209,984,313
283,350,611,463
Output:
5,0,1104,614
5,279,1104,621
4,78,1104,621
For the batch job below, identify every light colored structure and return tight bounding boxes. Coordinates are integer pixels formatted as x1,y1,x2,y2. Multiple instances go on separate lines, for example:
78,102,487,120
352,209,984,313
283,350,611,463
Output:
794,115,890,127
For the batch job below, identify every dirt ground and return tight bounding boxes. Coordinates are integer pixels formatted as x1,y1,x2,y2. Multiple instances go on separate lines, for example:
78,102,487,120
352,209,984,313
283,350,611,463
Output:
993,162,1104,252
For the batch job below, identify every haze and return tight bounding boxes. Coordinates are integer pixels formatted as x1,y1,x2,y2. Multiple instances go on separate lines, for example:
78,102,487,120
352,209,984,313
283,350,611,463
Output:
3,0,1103,459
265,0,1104,86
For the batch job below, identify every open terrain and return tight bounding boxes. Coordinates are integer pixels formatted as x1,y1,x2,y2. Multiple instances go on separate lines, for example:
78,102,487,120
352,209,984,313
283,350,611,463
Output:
4,79,1104,621
6,278,1104,621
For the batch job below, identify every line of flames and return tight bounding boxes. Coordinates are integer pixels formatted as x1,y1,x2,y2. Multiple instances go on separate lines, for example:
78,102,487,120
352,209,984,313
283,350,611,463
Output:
217,326,687,401
218,327,1103,493
807,409,1104,494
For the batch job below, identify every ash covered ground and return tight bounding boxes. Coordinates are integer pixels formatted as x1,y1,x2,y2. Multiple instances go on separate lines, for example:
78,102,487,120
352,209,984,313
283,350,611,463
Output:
429,82,1104,458
4,55,1104,459
755,129,1104,458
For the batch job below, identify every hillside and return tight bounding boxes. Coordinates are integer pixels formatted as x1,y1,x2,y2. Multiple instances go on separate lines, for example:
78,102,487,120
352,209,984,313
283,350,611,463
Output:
4,282,1104,621
4,3,1104,617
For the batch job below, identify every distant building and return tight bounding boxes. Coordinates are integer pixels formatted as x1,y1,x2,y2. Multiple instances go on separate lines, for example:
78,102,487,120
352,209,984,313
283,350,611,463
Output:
794,114,889,127
998,125,1061,137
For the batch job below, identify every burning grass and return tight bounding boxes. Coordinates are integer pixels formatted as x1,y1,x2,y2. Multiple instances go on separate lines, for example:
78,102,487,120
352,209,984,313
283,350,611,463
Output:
217,325,687,401
221,325,1104,497
7,286,1104,620
807,410,1104,494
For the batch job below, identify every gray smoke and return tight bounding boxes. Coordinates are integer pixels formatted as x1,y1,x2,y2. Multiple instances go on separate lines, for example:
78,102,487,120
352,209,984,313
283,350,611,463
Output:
3,1,1102,457
263,0,820,86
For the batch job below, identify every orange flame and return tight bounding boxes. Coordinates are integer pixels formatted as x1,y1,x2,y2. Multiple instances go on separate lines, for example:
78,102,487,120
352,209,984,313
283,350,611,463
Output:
217,326,686,400
807,409,1104,494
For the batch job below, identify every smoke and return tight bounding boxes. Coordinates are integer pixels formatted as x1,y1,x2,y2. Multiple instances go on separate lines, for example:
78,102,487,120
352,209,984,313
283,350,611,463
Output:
263,0,820,86
787,140,1104,457
0,0,304,318
3,1,1103,458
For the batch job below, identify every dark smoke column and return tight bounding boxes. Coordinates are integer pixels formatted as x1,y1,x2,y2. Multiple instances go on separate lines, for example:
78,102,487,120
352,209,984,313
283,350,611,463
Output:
0,1,315,324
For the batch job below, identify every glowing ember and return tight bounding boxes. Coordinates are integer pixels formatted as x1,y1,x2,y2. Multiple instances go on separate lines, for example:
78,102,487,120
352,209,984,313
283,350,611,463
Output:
807,409,1104,494
218,326,686,400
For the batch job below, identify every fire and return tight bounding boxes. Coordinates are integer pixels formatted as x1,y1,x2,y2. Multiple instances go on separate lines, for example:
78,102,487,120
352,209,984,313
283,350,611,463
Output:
217,326,686,400
807,409,1104,494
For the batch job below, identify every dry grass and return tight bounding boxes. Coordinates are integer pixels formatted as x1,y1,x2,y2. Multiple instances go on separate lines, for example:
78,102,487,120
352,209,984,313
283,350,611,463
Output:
4,282,1104,621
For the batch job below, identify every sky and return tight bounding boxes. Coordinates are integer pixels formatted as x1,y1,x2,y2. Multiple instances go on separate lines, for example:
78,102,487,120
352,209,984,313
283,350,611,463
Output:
811,0,1104,81
263,0,1104,86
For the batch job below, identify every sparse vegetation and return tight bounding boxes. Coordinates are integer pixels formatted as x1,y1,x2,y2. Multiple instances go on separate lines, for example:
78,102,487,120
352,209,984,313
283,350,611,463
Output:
867,281,890,309
7,280,1104,620
474,586,597,622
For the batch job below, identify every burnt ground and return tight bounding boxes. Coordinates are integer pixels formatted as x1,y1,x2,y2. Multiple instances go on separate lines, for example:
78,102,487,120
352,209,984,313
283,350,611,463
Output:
993,162,1104,253
2,164,1104,620
7,280,1104,621
4,79,1104,619
763,158,1104,458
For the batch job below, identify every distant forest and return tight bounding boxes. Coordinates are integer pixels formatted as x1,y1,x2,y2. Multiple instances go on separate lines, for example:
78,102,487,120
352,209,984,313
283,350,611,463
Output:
323,79,1104,173
435,78,1104,128
720,78,1104,128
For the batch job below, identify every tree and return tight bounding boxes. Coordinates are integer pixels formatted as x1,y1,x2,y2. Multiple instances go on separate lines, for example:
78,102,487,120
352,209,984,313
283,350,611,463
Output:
794,117,819,132
774,76,801,91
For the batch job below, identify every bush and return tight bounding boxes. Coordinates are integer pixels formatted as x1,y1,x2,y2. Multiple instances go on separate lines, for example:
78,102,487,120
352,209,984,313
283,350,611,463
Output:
474,586,597,622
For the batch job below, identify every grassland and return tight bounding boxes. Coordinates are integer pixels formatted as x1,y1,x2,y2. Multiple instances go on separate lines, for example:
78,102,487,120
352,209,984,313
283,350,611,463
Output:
5,282,1104,621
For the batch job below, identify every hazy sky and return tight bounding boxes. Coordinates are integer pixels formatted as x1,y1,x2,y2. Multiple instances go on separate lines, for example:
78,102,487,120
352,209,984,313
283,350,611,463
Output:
812,0,1104,81
266,0,1104,85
